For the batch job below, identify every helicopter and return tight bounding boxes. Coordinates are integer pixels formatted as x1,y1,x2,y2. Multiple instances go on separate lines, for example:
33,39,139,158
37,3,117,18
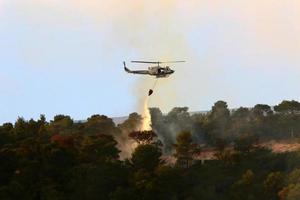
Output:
123,60,185,78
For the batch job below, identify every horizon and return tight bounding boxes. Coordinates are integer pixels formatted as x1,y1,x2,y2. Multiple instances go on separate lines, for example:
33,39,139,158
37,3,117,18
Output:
2,99,293,125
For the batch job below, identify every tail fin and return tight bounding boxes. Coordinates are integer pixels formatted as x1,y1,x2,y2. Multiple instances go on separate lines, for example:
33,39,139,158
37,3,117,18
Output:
123,61,131,72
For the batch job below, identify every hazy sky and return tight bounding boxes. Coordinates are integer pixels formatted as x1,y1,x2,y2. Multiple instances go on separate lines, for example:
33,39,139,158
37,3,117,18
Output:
1,0,300,123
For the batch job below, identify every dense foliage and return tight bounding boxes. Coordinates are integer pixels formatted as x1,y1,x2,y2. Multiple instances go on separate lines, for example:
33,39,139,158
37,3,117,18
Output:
1,100,300,199
151,100,300,151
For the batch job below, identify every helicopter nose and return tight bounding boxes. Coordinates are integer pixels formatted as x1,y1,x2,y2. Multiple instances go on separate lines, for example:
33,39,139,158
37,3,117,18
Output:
171,70,175,74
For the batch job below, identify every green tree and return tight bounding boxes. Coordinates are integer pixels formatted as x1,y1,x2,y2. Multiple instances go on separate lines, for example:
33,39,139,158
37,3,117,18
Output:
84,115,118,136
228,107,251,138
279,184,300,200
234,133,258,154
278,168,300,200
129,130,158,145
69,133,126,200
274,100,300,114
0,123,14,146
118,112,142,133
263,172,284,200
69,162,127,200
274,100,300,138
49,115,73,135
231,170,257,200
80,134,120,163
14,117,29,137
253,104,273,116
203,101,230,143
131,144,162,171
173,131,200,168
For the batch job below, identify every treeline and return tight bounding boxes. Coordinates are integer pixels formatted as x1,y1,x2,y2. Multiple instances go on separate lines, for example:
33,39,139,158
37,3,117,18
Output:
0,100,300,199
151,100,300,152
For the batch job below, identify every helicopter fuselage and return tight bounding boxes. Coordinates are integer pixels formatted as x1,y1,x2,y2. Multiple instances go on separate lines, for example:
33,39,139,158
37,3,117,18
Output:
124,62,175,78
148,66,174,77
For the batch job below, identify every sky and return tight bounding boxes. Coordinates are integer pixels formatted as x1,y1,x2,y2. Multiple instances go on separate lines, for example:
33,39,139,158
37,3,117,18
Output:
0,0,300,123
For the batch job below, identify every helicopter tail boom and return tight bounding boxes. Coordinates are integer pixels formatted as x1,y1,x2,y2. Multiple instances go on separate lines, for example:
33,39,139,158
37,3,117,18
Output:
123,61,149,75
123,62,131,73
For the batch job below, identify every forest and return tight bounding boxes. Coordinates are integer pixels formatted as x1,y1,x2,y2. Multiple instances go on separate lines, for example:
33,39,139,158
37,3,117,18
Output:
1,100,300,199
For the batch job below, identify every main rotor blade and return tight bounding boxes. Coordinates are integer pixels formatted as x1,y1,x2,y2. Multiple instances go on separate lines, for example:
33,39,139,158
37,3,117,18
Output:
131,60,186,64
131,61,159,64
159,61,186,63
